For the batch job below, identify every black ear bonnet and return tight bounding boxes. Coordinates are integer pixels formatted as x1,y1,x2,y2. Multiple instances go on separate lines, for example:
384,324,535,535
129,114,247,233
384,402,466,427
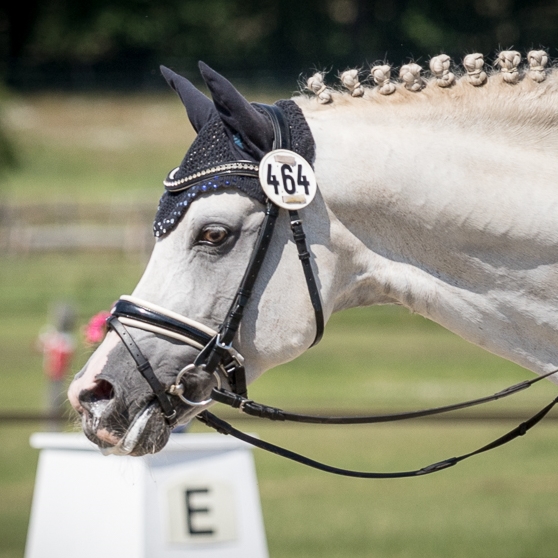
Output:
153,68,315,238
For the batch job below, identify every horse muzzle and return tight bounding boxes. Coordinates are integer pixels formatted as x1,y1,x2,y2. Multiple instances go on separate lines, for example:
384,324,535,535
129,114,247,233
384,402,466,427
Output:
68,326,221,455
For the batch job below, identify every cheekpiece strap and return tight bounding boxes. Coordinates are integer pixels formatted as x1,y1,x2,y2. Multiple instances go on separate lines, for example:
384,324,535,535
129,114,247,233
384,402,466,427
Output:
201,103,325,394
256,103,324,345
200,103,292,393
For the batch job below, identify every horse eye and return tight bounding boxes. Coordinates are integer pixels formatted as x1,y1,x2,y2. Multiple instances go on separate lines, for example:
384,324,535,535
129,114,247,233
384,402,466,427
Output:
199,225,229,245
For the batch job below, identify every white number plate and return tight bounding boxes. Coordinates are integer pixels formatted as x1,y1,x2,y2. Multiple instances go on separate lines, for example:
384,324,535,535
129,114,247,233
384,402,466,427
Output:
259,149,317,210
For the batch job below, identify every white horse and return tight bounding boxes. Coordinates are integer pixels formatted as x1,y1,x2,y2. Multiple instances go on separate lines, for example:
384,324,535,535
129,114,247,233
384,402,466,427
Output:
68,50,558,456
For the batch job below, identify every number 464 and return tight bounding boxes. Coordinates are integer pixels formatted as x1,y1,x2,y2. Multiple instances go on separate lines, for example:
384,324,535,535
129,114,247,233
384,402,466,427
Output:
267,164,310,195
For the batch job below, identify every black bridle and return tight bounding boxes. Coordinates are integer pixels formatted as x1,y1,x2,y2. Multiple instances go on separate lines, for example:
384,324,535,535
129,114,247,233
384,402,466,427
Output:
108,103,324,421
107,103,558,477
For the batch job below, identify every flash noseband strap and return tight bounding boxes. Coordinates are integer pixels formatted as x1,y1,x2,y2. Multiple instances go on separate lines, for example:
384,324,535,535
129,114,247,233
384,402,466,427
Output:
106,315,177,424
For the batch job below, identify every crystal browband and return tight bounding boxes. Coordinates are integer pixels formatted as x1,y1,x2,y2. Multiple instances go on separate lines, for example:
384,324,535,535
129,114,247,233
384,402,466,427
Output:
163,161,259,192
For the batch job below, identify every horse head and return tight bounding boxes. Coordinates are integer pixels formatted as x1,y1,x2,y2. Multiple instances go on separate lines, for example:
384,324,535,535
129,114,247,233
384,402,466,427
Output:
68,62,336,455
69,51,558,458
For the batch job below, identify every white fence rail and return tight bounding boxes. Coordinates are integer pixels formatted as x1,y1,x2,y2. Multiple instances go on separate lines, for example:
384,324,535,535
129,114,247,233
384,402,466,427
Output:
0,200,156,255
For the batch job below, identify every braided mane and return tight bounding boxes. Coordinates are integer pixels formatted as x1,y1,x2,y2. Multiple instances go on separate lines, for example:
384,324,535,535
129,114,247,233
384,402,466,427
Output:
296,50,558,151
301,50,552,99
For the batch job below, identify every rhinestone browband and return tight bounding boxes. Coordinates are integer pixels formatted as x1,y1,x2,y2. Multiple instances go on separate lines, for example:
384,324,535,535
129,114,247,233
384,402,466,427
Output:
164,162,260,192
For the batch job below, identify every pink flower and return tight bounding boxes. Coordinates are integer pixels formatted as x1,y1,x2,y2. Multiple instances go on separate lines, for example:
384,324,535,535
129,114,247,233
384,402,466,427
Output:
84,311,111,345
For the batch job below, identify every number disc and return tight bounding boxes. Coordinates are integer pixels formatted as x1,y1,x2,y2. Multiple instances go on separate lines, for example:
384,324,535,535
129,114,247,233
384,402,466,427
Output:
259,149,317,210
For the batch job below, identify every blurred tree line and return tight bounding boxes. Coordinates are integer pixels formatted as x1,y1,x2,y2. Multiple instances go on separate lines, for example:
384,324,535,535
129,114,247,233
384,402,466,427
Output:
4,0,558,173
2,0,558,91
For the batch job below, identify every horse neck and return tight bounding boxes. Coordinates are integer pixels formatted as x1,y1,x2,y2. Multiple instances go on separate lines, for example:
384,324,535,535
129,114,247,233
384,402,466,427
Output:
298,86,558,373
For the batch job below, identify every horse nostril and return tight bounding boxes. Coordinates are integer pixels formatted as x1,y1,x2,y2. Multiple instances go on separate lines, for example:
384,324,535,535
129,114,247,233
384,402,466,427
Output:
78,379,115,411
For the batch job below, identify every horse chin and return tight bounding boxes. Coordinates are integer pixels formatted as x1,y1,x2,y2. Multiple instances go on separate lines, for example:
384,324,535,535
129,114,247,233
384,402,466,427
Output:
83,401,171,457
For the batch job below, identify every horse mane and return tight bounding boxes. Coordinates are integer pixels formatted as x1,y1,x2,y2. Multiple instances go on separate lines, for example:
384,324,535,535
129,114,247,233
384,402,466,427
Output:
295,50,558,151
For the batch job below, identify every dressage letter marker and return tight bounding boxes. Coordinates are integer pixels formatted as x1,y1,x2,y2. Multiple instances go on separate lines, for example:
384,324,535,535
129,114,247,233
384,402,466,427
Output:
25,433,268,558
259,149,317,209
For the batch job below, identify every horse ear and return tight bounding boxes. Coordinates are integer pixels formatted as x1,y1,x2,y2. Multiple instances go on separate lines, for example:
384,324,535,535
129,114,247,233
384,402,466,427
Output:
198,61,274,158
160,65,216,133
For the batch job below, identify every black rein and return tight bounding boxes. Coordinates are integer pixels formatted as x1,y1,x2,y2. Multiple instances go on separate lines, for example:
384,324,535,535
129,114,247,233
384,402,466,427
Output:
199,394,558,478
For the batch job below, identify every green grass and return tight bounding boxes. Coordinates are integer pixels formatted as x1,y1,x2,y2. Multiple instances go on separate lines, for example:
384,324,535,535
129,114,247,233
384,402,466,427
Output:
1,93,558,558
0,426,38,558
2,91,279,203
246,423,558,558
3,93,186,203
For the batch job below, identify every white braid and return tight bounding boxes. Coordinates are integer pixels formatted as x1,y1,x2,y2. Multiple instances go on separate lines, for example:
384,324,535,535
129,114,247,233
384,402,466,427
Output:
370,65,395,95
399,63,425,92
496,50,521,84
429,54,455,87
306,72,332,104
463,53,487,86
340,69,364,97
527,50,548,83
302,48,552,104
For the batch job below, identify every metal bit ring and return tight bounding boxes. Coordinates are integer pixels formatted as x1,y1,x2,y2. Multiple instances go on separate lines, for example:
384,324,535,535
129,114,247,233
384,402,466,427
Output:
171,364,221,406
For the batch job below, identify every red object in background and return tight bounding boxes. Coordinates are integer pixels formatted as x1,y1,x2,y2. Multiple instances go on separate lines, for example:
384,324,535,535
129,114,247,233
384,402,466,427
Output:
84,310,111,345
40,331,75,381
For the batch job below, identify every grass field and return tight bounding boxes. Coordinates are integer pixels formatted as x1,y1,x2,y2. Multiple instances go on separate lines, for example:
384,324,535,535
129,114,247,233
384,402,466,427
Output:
1,93,557,558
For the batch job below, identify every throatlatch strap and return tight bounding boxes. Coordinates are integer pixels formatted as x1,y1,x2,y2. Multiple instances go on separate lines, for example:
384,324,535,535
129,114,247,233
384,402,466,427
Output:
259,103,324,346
289,210,324,346
107,316,177,424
